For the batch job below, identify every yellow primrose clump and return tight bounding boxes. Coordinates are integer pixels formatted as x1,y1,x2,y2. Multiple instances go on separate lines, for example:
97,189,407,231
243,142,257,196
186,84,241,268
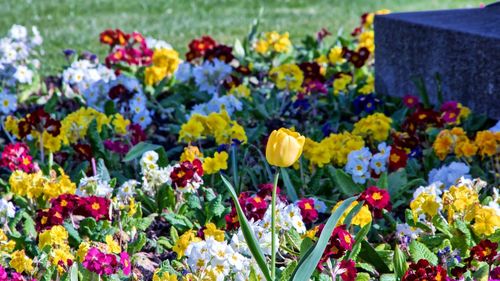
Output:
9,250,34,274
145,48,180,86
352,113,392,142
473,206,500,236
202,151,228,175
269,63,304,92
410,193,440,221
203,223,225,242
9,168,76,200
442,183,479,222
173,230,201,258
178,110,247,145
255,31,291,54
333,73,352,95
333,200,372,227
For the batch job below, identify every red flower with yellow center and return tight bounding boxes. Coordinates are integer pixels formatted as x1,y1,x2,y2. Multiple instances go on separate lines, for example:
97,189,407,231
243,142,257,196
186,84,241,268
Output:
297,198,318,224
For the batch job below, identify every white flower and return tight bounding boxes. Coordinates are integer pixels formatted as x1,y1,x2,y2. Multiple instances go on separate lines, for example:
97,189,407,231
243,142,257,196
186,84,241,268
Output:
0,89,17,114
31,26,43,46
0,198,15,224
14,65,33,84
9,25,28,40
145,37,172,50
141,151,159,166
118,180,139,200
413,181,443,201
396,223,422,240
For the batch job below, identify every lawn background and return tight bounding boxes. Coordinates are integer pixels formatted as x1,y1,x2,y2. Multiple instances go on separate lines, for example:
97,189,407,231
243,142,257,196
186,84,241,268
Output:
0,0,486,74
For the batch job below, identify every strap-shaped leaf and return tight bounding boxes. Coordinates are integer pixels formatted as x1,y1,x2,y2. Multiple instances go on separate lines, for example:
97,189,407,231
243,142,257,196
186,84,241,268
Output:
221,175,272,281
280,168,298,202
290,196,357,281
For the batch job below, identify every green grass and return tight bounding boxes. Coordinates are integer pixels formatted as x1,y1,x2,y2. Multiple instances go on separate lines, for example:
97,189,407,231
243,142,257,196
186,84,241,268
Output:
0,0,486,74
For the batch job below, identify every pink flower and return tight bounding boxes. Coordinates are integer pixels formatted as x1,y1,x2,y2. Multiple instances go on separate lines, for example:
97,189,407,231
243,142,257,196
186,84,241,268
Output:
403,95,419,108
120,252,131,275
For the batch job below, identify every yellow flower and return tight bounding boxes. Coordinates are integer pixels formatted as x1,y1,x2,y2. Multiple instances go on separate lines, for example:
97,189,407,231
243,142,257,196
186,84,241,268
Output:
364,13,375,28
76,241,90,262
51,245,74,273
433,130,454,160
172,230,201,258
202,151,229,175
254,39,269,54
442,184,478,222
112,113,130,135
358,31,375,52
352,113,392,142
9,168,75,200
60,107,110,145
153,270,178,281
332,200,372,227
42,131,63,153
302,138,331,168
152,48,180,75
9,250,33,273
4,115,19,137
0,229,15,253
454,140,477,158
229,84,252,100
106,235,121,254
475,130,498,157
203,223,225,242
359,75,374,94
180,145,203,163
263,31,292,53
328,46,345,65
473,206,500,236
269,64,304,92
333,73,352,95
410,193,440,220
266,128,305,167
145,66,168,86
38,225,69,249
179,119,204,143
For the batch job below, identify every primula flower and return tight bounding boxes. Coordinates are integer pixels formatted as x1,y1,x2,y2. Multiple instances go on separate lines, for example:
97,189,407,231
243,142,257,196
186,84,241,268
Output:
186,36,217,61
204,44,234,63
297,198,319,224
170,159,203,188
402,259,447,281
9,250,33,274
120,252,131,276
466,239,498,264
75,196,110,221
338,259,357,281
388,147,408,171
403,94,419,108
269,64,304,92
0,142,36,172
317,225,354,269
202,151,228,174
360,186,391,217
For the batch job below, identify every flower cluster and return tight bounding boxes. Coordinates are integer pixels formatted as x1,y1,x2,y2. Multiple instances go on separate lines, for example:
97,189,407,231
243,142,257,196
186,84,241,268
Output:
352,112,392,142
9,168,75,200
179,110,247,144
145,48,180,85
303,132,365,167
0,142,36,172
100,29,153,66
345,143,391,184
254,31,292,55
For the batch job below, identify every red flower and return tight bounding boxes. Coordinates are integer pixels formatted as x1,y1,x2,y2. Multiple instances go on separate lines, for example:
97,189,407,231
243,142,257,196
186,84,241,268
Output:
204,44,234,63
360,186,391,216
318,225,354,269
491,267,500,280
99,29,130,46
74,143,93,161
297,198,318,224
170,159,203,188
467,239,498,264
128,123,147,145
299,62,325,84
402,259,447,281
36,208,64,231
18,108,61,138
50,194,81,217
0,142,36,172
343,47,370,68
76,196,110,221
403,95,420,108
316,28,331,42
339,259,357,281
186,36,217,61
388,147,408,172
104,140,130,154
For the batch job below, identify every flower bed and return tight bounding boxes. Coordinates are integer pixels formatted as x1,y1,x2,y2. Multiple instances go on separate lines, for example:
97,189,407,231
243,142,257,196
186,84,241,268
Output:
0,10,499,281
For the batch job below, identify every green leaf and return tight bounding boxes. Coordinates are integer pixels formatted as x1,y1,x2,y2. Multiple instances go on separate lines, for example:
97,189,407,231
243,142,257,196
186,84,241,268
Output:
327,166,363,196
394,244,408,279
63,221,82,245
377,172,388,189
290,196,358,281
280,168,298,202
96,158,110,182
88,120,106,157
69,263,78,281
356,273,371,281
22,212,36,238
409,240,438,265
128,232,147,254
123,142,161,162
348,222,371,260
358,240,391,274
279,260,297,281
221,175,272,281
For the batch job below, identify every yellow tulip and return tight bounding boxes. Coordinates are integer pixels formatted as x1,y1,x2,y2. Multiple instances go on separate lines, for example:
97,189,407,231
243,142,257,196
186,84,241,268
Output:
266,128,305,167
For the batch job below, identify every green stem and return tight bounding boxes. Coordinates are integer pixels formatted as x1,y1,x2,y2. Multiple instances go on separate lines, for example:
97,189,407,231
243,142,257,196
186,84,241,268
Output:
231,144,239,192
271,172,279,280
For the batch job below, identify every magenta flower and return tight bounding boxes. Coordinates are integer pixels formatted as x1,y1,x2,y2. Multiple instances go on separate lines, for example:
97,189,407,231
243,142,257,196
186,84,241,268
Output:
120,251,131,275
403,94,419,108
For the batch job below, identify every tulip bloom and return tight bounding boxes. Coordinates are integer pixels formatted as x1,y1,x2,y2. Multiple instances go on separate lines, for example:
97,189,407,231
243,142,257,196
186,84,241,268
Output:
266,128,305,167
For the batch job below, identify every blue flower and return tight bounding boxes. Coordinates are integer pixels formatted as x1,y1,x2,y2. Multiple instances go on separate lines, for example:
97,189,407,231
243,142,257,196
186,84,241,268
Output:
133,109,152,128
175,62,192,83
0,89,17,114
428,162,470,188
370,153,387,175
193,59,232,94
377,142,391,160
352,93,381,114
189,95,242,117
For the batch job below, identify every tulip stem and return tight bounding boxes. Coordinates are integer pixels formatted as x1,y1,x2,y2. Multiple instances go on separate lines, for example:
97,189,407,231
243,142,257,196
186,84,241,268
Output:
271,171,279,281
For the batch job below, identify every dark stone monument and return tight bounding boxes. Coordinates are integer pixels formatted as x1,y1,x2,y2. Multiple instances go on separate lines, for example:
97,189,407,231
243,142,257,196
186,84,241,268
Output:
374,3,500,119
